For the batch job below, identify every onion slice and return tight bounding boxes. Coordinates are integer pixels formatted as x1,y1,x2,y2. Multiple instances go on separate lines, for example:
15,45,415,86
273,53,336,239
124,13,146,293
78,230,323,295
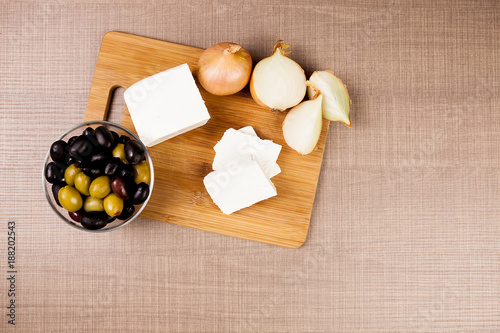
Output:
307,70,351,127
282,95,323,155
250,41,306,111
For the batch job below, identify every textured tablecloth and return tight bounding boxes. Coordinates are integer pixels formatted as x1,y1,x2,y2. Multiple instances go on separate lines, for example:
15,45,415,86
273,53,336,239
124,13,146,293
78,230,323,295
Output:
1,1,499,332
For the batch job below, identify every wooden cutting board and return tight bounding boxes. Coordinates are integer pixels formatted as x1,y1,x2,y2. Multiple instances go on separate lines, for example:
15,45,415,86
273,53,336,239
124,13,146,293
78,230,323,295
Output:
84,31,330,248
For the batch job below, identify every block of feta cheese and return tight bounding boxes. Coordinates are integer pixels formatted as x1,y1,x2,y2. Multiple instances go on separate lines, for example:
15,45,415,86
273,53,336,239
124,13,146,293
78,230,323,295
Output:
123,63,210,147
213,128,281,179
203,159,277,215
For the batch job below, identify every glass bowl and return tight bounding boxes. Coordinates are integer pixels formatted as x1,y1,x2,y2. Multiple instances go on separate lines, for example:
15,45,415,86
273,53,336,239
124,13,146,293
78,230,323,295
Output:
42,120,154,232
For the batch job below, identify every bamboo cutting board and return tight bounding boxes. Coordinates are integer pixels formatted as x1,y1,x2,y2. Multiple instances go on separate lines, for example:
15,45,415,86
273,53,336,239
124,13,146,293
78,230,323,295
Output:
84,31,330,248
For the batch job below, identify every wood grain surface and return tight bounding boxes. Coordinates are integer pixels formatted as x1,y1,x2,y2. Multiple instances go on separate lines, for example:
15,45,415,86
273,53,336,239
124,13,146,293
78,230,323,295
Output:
0,1,499,332
84,31,330,248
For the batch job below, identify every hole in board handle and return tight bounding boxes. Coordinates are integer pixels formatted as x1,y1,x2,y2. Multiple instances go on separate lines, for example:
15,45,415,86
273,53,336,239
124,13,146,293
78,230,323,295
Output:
106,86,126,125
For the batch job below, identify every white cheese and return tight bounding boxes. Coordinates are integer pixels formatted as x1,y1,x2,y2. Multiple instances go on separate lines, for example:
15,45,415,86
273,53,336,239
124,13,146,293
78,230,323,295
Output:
204,127,282,214
203,159,277,215
237,127,281,177
123,63,210,147
213,128,281,179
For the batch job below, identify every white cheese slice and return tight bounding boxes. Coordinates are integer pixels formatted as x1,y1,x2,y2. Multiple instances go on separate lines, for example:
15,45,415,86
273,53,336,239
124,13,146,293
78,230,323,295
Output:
123,63,210,147
213,128,281,178
237,127,281,177
203,159,277,214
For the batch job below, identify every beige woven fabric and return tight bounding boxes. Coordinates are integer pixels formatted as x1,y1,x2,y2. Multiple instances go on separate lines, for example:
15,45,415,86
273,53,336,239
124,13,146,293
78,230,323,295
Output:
1,0,499,332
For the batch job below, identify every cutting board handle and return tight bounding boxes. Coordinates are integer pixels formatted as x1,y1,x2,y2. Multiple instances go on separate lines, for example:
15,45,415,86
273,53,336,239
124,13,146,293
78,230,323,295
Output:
84,84,121,122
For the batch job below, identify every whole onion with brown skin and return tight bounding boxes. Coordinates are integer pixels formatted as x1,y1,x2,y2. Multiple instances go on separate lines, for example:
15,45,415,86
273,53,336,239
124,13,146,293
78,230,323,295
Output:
197,42,252,96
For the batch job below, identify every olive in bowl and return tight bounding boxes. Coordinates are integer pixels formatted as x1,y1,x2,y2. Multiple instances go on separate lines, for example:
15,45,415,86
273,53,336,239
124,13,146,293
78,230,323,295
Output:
43,121,154,232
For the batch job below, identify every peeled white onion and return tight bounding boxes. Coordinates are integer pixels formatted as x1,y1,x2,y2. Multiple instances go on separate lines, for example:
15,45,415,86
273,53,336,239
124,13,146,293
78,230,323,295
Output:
250,41,306,111
307,70,351,127
197,42,253,96
282,95,323,155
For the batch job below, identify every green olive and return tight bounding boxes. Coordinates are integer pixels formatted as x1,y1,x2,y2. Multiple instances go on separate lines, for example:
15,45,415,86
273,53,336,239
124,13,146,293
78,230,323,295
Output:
103,193,123,217
58,186,83,212
83,196,104,212
64,164,82,186
89,176,111,199
112,143,128,164
133,160,151,184
74,172,91,196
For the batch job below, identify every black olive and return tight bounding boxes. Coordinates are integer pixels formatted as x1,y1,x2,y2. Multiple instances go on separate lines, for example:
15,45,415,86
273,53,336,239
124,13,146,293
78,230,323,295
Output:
118,163,134,179
68,136,78,146
118,201,135,220
95,126,114,150
82,127,101,148
132,182,149,205
82,166,103,179
107,216,117,224
86,135,100,148
81,211,108,230
82,127,95,137
50,140,68,163
104,158,121,177
45,162,63,184
70,136,94,160
90,150,112,165
51,181,66,207
118,135,130,144
124,140,145,165
111,131,120,146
